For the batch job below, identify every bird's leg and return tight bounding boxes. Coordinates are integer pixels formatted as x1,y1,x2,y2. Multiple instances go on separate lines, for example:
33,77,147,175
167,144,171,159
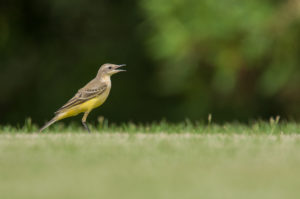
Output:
82,111,91,133
82,122,90,133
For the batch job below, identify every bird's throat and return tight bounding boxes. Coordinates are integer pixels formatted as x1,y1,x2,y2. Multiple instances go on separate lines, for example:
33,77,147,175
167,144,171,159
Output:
99,75,111,85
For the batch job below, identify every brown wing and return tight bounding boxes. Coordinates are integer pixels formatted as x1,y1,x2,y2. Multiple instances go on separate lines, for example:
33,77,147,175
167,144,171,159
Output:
55,80,107,114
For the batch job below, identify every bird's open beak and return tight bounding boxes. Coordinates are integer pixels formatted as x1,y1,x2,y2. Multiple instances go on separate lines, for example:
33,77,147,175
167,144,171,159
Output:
115,64,126,72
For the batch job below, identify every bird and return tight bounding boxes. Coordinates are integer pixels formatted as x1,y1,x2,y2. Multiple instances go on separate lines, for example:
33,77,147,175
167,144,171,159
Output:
39,63,126,133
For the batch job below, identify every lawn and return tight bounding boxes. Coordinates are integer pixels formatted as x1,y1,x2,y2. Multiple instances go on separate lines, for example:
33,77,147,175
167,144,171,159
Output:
1,122,300,199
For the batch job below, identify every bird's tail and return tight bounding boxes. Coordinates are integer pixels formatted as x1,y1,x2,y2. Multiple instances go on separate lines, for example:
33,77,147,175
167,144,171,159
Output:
39,116,58,132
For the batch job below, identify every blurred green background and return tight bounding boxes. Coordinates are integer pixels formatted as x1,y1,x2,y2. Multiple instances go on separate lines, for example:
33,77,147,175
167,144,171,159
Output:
1,0,300,125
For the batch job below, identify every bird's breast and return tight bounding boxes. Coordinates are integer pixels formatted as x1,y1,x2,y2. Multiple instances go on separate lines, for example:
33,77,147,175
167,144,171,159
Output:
92,87,111,108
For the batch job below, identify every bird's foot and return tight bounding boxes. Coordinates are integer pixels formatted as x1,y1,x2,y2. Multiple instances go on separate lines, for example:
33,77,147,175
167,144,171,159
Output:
82,121,91,133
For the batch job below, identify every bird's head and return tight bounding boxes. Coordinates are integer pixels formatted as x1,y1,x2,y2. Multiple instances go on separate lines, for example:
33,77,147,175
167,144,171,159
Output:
97,63,126,77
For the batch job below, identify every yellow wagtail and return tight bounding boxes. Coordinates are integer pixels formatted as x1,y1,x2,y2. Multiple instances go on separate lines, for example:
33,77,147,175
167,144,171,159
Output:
39,63,126,132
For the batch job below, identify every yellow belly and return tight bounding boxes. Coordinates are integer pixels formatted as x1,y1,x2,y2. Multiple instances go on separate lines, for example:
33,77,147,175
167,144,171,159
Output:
57,93,109,120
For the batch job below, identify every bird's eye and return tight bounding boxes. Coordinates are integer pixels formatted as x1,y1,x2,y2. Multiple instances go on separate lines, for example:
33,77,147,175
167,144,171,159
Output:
108,66,112,70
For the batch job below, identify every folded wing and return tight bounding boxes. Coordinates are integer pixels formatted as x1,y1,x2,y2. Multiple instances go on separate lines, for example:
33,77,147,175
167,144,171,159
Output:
55,82,107,114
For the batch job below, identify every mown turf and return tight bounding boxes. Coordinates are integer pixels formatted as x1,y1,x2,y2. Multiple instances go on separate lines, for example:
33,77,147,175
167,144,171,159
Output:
0,122,300,199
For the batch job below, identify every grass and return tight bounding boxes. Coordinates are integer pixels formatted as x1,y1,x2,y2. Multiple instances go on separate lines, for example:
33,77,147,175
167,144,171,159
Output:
1,120,300,199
